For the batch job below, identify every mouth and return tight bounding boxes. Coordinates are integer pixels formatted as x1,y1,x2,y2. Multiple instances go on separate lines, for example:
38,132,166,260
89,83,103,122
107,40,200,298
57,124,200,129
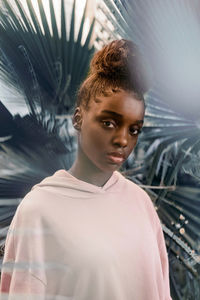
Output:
106,153,125,164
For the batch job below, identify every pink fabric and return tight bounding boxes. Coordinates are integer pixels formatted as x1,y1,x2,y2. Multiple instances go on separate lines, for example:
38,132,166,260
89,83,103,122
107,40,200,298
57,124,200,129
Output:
0,170,172,299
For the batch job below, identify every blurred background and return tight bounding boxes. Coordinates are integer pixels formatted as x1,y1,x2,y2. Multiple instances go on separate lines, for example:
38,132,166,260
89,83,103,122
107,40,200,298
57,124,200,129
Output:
0,1,200,299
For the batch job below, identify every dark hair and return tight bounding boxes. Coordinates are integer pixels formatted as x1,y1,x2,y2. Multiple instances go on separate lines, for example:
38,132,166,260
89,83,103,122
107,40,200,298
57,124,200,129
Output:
75,39,150,111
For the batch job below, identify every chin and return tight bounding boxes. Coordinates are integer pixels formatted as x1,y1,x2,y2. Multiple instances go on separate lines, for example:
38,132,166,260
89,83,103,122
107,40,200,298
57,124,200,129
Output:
88,154,123,173
97,162,122,173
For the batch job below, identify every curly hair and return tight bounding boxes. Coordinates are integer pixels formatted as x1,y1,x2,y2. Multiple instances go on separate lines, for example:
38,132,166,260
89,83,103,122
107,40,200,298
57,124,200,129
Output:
75,39,151,111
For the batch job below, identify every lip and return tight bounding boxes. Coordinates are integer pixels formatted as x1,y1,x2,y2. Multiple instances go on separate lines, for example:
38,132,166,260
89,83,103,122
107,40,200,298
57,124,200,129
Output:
106,152,126,164
107,152,126,158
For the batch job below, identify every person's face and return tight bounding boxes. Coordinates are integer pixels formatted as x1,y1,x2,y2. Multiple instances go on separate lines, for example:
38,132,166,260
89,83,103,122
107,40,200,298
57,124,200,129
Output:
73,90,145,173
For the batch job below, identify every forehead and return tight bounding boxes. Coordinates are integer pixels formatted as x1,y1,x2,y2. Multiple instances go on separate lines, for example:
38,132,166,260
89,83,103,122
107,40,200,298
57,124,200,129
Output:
89,91,145,122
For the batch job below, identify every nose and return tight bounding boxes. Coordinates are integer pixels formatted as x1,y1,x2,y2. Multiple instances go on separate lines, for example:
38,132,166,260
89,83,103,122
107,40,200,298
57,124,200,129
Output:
112,127,128,148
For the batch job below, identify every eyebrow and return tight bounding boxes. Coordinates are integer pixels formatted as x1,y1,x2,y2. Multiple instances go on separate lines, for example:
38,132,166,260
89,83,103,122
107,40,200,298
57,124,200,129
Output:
100,110,144,124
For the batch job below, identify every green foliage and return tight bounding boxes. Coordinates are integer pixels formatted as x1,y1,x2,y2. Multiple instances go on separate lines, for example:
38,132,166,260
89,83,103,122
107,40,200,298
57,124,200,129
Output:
0,0,95,115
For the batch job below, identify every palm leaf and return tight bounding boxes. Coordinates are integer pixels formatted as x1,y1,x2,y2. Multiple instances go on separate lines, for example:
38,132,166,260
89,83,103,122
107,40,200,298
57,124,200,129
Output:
0,0,95,115
0,100,76,240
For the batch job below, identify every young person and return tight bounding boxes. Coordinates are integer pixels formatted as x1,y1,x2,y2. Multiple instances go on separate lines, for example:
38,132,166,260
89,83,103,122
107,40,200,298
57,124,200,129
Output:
0,39,172,299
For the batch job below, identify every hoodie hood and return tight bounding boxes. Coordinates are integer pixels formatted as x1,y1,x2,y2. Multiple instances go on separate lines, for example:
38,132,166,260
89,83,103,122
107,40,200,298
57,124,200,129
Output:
31,169,124,198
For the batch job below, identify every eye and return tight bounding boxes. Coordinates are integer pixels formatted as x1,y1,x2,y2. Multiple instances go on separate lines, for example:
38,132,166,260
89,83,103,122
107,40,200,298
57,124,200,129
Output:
129,128,142,136
102,120,116,128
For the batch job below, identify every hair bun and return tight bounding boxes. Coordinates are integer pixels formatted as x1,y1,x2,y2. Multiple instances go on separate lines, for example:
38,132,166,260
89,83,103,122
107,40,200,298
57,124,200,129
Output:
90,39,141,80
75,39,152,110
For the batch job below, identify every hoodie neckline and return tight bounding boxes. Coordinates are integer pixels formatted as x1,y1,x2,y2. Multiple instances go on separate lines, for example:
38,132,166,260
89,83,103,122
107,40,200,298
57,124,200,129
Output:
54,169,119,192
31,169,123,197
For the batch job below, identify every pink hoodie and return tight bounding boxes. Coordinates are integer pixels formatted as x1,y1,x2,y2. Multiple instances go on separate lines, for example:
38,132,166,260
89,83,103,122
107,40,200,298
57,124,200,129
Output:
0,169,172,300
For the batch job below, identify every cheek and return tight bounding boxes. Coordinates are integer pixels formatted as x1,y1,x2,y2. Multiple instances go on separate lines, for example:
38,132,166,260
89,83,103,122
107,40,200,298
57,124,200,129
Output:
80,124,107,153
127,138,138,154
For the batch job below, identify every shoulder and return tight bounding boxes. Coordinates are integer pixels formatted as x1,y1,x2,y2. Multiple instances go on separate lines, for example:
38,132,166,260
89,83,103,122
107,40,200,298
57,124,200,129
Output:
119,173,161,229
119,172,152,202
10,187,47,229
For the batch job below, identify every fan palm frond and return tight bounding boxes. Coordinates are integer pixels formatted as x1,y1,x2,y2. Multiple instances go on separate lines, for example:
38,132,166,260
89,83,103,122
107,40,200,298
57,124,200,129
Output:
0,99,76,240
0,0,95,115
140,90,200,187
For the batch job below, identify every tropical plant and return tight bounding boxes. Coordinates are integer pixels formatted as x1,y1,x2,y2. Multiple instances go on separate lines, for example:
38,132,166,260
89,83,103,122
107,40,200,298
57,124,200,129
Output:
0,99,75,248
0,0,95,115
98,0,200,299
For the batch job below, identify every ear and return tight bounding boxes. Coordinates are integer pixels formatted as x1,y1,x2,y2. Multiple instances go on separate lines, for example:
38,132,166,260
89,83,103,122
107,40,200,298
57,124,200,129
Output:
72,106,83,131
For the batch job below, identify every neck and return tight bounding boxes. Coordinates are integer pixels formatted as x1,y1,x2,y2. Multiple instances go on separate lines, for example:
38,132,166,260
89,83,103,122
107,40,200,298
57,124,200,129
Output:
68,148,113,187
